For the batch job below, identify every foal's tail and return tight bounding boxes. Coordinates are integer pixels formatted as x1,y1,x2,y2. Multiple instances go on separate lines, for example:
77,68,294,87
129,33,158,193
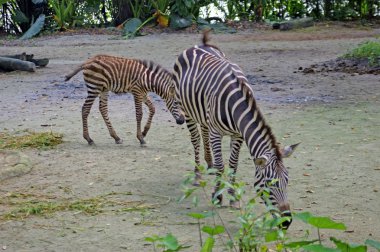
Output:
65,65,83,81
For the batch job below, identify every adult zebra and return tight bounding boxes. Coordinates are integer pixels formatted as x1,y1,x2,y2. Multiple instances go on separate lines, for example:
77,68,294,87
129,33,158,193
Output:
173,32,298,229
65,55,185,145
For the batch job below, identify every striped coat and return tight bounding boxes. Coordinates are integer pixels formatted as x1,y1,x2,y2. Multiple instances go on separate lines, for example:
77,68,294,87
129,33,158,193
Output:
173,32,298,229
65,54,184,145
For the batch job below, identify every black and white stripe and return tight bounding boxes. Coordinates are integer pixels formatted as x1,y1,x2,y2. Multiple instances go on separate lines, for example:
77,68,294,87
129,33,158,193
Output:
173,33,296,228
65,54,184,145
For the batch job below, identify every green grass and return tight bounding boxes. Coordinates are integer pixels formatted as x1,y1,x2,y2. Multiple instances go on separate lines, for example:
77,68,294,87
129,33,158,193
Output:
0,131,63,150
344,40,380,66
0,191,154,221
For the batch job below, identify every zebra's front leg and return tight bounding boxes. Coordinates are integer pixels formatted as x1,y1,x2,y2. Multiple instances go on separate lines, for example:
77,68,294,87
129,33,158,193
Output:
210,130,224,205
99,92,122,144
200,125,213,169
186,119,202,185
142,96,155,138
228,137,244,209
133,94,146,145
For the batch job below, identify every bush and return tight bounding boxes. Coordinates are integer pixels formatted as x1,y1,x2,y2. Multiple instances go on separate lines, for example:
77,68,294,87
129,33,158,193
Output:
344,40,380,66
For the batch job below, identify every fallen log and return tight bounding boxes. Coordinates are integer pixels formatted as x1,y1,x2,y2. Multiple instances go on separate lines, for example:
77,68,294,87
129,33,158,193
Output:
0,53,49,67
273,17,314,31
0,57,36,72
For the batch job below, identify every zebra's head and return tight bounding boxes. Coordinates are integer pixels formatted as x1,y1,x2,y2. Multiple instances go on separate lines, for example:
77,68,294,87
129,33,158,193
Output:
253,143,299,229
165,86,185,125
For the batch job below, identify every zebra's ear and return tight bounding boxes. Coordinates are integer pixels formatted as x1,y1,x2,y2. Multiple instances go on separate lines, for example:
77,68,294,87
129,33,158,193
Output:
280,143,300,158
254,156,268,167
169,86,176,97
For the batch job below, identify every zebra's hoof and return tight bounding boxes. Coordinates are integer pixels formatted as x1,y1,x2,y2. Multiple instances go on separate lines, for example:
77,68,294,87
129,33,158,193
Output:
115,139,123,144
140,139,146,145
87,140,95,145
192,180,200,187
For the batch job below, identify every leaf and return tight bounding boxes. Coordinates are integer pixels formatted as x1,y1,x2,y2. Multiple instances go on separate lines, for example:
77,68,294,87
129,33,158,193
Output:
13,9,29,24
285,240,319,249
201,237,215,252
265,230,280,242
365,239,380,251
187,211,215,219
303,244,340,252
0,0,13,4
308,216,346,230
293,211,313,223
19,14,45,40
202,225,225,236
123,18,142,38
161,233,180,251
330,237,367,252
169,14,192,29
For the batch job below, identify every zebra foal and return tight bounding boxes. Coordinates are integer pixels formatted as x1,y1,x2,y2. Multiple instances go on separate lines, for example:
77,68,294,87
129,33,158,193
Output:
173,32,298,229
65,54,185,145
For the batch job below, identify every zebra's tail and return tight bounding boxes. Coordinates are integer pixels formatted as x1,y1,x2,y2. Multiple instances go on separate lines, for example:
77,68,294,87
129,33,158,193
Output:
202,29,212,46
65,65,83,81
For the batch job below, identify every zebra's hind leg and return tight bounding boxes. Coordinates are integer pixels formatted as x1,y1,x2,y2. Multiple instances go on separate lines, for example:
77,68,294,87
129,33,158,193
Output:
228,137,244,209
209,130,224,205
133,93,146,145
186,119,202,185
82,94,97,145
201,125,213,170
99,92,122,144
142,96,155,138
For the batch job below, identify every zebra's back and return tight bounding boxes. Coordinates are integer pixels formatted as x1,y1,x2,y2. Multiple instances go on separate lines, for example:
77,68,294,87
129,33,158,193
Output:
81,55,144,94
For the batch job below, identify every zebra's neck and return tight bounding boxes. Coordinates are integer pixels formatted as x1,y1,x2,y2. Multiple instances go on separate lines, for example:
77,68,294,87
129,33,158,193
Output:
232,83,280,159
139,60,172,99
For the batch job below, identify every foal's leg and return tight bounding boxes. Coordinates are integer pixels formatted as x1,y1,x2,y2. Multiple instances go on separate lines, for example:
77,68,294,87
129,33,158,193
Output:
99,92,122,144
142,95,155,138
82,93,98,145
133,93,146,145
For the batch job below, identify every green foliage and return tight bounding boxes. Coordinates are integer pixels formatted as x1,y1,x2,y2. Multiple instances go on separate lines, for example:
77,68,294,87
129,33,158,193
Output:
145,165,380,251
123,14,156,39
129,0,146,18
169,14,193,29
344,40,380,66
145,233,190,251
365,239,380,251
51,0,77,31
0,130,63,150
19,14,45,40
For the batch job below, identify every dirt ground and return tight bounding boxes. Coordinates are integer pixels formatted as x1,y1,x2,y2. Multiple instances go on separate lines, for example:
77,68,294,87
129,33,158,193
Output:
0,23,380,251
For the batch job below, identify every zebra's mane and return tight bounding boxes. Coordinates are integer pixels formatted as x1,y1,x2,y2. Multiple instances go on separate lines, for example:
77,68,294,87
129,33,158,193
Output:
239,78,282,160
138,59,173,78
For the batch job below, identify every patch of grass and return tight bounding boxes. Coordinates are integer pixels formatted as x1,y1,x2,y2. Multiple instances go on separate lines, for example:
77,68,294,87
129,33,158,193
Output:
344,40,380,66
0,130,63,150
0,191,155,221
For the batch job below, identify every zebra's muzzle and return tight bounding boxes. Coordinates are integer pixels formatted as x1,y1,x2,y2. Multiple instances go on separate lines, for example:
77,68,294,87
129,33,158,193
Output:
280,211,292,230
175,115,185,125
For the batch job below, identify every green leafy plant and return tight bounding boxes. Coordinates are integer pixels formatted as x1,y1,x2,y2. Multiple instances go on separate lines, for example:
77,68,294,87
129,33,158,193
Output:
0,130,63,150
146,165,380,251
50,0,77,31
145,233,190,251
344,40,380,66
